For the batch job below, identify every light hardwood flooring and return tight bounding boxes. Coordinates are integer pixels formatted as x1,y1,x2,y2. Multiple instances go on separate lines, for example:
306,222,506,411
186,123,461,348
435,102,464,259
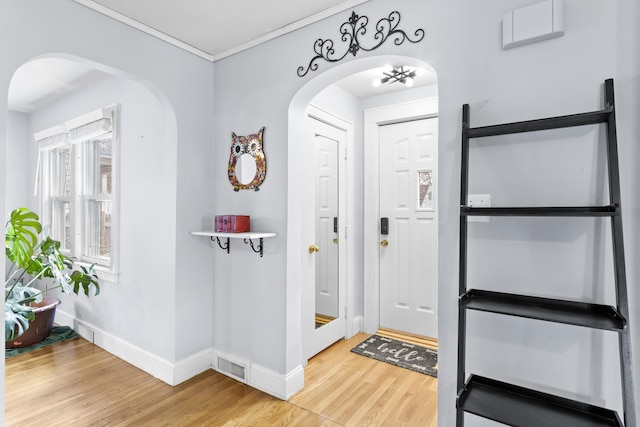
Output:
5,333,437,426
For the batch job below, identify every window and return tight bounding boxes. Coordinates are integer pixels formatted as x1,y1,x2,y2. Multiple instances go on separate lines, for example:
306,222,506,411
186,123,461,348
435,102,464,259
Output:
36,105,119,276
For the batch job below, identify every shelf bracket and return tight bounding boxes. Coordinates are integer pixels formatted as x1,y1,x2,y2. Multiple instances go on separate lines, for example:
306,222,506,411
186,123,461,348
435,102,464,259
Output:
244,238,264,257
211,236,230,254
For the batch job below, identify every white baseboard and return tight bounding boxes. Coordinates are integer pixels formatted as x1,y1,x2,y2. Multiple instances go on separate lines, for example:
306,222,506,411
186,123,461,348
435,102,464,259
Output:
250,363,304,400
172,349,214,385
213,348,304,400
55,309,211,386
56,309,304,399
352,315,364,336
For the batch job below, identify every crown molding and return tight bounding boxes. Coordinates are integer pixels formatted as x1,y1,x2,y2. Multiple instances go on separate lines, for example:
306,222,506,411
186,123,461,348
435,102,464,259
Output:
73,0,370,63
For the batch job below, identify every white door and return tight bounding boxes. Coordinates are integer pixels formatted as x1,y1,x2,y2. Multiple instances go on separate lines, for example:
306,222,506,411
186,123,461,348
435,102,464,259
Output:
379,118,438,338
302,113,347,360
315,136,339,318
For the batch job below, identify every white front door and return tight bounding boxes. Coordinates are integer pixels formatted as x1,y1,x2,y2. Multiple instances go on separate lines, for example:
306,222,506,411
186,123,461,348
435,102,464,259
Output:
378,118,438,338
302,112,347,360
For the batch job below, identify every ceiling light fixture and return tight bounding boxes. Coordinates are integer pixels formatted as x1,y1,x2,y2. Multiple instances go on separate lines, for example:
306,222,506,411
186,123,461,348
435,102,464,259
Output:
372,66,417,87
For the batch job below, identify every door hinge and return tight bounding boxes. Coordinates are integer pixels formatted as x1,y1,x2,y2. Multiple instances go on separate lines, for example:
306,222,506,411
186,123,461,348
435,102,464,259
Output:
344,306,348,319
344,147,348,160
344,226,348,239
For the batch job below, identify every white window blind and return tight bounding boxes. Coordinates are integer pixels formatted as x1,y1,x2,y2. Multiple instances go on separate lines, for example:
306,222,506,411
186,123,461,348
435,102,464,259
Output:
34,108,113,193
33,125,68,195
66,108,112,143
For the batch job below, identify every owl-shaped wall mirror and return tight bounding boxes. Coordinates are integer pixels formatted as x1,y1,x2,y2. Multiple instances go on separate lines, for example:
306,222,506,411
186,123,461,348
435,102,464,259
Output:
228,127,266,191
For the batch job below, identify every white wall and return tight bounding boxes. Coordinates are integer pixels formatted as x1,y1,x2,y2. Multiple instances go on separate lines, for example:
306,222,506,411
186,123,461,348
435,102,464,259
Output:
23,74,179,359
361,84,438,111
1,0,215,390
213,0,640,425
5,111,32,211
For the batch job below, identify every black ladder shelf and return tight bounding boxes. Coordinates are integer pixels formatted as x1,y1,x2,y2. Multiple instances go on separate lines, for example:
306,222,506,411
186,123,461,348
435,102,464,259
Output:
456,79,636,427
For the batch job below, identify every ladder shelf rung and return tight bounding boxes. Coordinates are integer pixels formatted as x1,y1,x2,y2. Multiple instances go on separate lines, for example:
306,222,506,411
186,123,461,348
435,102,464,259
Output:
460,289,626,331
457,374,624,427
464,107,613,138
461,205,617,217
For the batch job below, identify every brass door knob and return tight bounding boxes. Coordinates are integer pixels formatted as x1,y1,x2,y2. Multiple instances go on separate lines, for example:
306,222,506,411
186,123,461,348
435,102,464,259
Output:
380,239,389,247
333,237,339,244
308,244,320,253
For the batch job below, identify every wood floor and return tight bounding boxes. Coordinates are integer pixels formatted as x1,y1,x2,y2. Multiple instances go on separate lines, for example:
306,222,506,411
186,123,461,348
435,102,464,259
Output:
5,333,437,426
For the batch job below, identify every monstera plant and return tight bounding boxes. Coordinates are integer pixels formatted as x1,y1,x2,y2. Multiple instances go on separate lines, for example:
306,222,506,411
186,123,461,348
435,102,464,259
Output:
5,207,100,342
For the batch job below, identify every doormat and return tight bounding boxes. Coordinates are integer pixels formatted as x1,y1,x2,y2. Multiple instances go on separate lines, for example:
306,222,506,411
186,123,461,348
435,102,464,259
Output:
5,326,80,358
351,334,437,377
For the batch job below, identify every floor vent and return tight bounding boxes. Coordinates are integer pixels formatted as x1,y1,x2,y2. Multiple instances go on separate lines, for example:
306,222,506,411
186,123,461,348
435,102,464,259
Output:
217,355,247,382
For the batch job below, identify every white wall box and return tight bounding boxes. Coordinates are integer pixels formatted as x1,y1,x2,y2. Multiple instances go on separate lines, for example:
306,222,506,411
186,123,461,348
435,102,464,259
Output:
502,0,564,50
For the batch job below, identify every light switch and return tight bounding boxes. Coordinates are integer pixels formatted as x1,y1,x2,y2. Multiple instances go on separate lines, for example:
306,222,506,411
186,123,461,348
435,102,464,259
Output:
468,194,491,223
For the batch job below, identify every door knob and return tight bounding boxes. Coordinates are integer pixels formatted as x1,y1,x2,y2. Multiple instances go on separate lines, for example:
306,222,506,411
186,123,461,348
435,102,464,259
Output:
333,237,339,244
380,239,389,247
308,244,320,253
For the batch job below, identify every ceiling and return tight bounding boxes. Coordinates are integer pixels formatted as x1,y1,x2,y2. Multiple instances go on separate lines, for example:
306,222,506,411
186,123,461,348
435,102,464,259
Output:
8,0,437,113
8,59,108,114
74,0,369,61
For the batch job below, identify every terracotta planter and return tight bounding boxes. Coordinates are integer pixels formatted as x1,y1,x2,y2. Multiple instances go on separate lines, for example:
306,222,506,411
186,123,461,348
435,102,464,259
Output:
6,297,61,349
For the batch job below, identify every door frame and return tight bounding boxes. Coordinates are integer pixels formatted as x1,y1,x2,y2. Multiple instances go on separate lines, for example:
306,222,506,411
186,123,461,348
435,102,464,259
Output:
363,98,439,334
303,104,355,361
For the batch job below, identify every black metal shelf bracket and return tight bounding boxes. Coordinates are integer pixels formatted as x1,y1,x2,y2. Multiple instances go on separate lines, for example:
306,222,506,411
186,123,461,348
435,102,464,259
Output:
192,232,275,257
243,238,264,257
211,236,230,254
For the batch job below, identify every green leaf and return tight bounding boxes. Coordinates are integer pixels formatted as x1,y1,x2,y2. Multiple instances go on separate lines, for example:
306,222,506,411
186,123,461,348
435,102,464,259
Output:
23,257,45,277
5,208,42,268
5,302,34,341
69,265,100,296
4,284,41,341
5,208,101,340
7,284,43,305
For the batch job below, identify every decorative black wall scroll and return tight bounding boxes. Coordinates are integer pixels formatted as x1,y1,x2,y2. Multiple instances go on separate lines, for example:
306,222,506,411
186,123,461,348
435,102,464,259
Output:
297,11,425,77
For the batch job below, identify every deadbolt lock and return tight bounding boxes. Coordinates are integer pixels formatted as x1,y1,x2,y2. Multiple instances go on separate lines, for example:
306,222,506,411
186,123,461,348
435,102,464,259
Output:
333,237,339,244
380,239,389,247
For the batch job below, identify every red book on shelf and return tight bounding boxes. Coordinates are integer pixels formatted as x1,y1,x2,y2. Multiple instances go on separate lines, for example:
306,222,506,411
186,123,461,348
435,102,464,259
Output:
214,215,250,233
231,215,250,232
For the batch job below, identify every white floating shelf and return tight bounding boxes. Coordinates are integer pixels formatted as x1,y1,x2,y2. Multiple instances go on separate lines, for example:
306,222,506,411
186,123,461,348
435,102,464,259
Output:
191,231,277,239
191,231,276,257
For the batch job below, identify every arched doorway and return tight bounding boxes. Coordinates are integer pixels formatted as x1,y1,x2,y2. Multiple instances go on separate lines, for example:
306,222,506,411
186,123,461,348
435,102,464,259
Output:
288,55,439,363
5,54,184,382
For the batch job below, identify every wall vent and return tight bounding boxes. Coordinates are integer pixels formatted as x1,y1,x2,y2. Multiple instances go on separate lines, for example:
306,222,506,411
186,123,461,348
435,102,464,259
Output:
76,321,95,343
217,355,247,382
